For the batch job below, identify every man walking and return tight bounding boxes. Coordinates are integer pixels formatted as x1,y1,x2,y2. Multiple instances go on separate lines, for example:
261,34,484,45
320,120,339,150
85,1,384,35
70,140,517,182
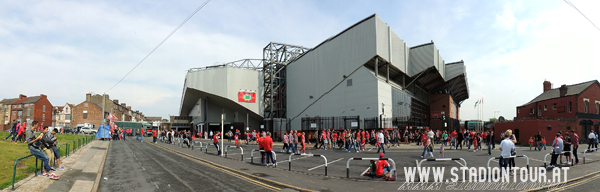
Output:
213,131,221,155
549,132,564,168
264,133,275,166
377,130,385,154
499,132,515,176
4,120,17,141
571,130,579,164
140,127,145,142
588,130,595,151
152,129,157,143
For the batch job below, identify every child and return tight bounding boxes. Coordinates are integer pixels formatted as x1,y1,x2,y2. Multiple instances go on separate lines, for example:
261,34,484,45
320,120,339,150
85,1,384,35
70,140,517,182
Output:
529,137,534,150
542,136,547,150
364,160,376,177
234,133,239,147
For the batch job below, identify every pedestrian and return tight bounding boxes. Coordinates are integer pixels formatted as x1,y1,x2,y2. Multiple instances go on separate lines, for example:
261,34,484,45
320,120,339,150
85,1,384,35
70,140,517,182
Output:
27,121,59,179
213,131,221,155
375,153,391,180
264,133,275,166
588,130,595,151
140,127,145,142
282,131,289,153
564,132,572,164
499,131,515,176
571,130,579,164
234,133,239,147
4,120,17,141
535,131,543,151
420,132,434,159
258,133,265,165
300,132,306,154
450,130,457,149
529,137,534,150
153,129,157,143
549,132,564,168
506,129,517,175
292,131,299,154
376,130,385,154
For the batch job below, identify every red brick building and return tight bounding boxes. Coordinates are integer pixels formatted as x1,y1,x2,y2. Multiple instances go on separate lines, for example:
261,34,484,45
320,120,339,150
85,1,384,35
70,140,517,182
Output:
72,100,108,129
495,80,600,144
8,94,53,128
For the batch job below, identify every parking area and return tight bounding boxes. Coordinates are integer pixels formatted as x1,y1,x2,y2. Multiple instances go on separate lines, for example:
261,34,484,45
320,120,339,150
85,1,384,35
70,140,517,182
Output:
171,139,600,182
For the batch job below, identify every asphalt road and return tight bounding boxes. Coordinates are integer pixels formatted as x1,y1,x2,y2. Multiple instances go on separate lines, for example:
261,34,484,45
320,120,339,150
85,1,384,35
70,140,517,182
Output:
98,139,291,192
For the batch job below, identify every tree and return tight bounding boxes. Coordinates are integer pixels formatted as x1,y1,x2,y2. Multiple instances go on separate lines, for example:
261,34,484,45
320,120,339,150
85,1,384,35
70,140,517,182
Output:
489,118,498,122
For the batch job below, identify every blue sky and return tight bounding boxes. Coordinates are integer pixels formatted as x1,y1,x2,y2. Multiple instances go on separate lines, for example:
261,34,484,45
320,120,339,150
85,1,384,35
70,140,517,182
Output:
1,0,598,121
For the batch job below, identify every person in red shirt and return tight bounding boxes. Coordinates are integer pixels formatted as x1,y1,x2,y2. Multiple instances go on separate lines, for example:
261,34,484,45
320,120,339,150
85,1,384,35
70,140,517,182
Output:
258,133,265,165
234,133,239,147
264,133,275,166
301,132,306,154
152,129,157,143
332,131,338,149
140,128,145,142
213,131,221,155
375,153,391,178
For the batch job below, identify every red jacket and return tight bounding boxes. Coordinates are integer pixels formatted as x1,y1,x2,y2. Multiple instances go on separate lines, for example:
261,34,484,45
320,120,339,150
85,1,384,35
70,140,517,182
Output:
263,136,273,151
375,160,390,177
213,134,219,143
258,137,264,149
152,130,157,137
141,128,145,135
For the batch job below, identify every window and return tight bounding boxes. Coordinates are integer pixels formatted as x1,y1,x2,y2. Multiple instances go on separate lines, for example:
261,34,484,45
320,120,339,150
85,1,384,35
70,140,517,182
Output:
84,103,88,107
584,99,589,113
12,111,16,115
18,111,22,116
530,108,534,114
43,105,46,112
347,79,353,86
544,104,547,111
547,125,551,131
596,101,599,114
52,115,56,120
43,114,45,121
24,103,28,107
27,109,31,116
537,106,541,116
518,109,520,113
65,114,70,119
552,103,557,110
568,100,572,113
83,111,88,119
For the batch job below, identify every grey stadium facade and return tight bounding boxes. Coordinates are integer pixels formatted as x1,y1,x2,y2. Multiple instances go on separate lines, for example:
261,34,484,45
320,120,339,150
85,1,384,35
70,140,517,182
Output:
179,14,469,134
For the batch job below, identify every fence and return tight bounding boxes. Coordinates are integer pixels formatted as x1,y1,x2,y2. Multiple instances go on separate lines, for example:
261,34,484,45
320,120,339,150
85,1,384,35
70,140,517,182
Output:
301,116,360,131
13,135,95,190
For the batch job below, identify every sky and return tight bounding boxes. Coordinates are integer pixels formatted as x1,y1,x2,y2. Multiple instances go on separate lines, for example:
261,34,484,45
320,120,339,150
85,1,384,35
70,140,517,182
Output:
1,0,599,122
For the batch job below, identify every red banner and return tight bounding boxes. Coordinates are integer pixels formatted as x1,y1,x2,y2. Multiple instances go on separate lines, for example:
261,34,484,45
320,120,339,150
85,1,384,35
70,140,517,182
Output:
238,92,256,103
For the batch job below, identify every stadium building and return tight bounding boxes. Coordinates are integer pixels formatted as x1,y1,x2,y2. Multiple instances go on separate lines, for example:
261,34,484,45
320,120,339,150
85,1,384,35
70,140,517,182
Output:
179,14,469,134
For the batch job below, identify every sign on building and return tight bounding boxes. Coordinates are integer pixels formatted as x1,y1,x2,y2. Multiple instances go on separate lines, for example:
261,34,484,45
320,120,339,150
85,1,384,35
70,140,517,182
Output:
238,91,256,103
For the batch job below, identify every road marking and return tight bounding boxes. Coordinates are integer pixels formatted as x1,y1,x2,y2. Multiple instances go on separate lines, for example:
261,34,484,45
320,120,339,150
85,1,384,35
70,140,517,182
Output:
142,167,145,170
153,144,285,191
308,158,344,171
360,167,370,176
454,160,466,167
278,156,310,163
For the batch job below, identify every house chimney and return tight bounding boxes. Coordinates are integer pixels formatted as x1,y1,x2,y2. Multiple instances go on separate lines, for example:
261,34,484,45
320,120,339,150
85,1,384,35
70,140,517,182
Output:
121,103,126,107
40,94,47,99
127,106,131,110
543,81,551,92
113,99,119,104
86,93,91,101
559,84,568,97
19,94,27,100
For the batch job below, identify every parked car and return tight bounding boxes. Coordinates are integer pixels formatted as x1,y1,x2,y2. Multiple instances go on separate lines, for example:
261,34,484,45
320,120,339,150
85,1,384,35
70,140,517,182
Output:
80,127,97,135
63,127,74,134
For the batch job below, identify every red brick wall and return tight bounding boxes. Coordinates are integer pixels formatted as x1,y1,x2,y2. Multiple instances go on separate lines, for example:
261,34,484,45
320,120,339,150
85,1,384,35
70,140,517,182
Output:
517,95,578,120
72,101,105,129
494,120,586,144
578,83,600,114
33,96,53,127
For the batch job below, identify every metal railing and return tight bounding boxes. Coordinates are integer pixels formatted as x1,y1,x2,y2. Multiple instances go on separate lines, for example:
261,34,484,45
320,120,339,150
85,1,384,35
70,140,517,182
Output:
417,157,467,168
543,151,573,167
224,146,244,161
288,153,328,176
486,155,530,172
583,148,597,164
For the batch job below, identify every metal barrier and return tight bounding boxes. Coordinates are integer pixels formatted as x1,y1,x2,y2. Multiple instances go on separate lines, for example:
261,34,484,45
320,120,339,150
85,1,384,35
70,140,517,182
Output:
12,154,35,190
486,155,530,172
288,153,328,176
543,151,573,167
225,146,244,161
250,149,277,167
583,148,598,164
417,158,467,168
346,157,396,180
191,141,205,151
